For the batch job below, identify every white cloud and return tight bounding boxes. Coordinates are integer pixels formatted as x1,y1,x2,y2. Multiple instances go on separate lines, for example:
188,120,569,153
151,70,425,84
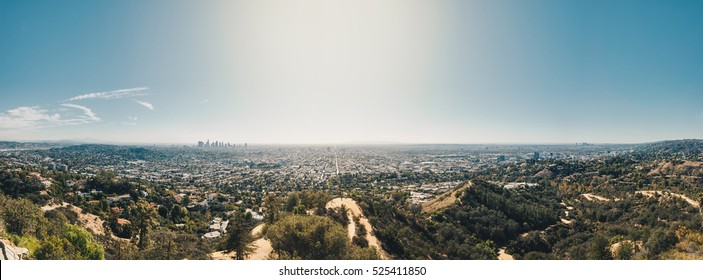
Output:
61,103,101,122
0,106,60,129
2,87,149,133
201,99,209,104
0,104,104,130
121,116,139,125
65,87,148,101
133,100,154,110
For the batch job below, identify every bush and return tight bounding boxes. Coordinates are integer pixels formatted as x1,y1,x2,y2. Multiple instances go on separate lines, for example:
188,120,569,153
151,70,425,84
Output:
267,215,352,260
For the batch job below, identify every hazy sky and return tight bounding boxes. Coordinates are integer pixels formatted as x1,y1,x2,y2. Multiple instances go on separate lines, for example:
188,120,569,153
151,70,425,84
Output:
1,0,702,144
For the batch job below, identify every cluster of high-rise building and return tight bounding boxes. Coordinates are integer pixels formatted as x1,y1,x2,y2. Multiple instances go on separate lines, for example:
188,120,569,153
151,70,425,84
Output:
196,140,246,148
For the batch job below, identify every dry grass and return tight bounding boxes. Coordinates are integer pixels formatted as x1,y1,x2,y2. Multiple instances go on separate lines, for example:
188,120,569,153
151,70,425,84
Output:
648,161,703,176
636,190,700,209
422,181,472,213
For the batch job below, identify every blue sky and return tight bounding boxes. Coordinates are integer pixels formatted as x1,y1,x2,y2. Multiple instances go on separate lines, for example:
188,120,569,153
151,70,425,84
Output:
1,0,701,144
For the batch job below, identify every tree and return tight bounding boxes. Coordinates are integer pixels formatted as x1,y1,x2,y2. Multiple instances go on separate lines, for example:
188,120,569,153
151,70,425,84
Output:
264,194,280,224
34,236,72,260
284,193,300,212
267,215,351,260
523,251,552,260
293,205,307,215
44,209,70,237
587,235,612,260
614,241,634,260
352,216,368,247
62,224,105,259
1,197,46,237
349,246,380,260
157,205,170,218
170,205,187,223
221,213,256,260
131,200,157,249
182,195,191,206
645,229,677,258
99,199,110,213
140,229,212,260
35,225,104,260
409,203,422,221
0,170,44,198
339,205,350,226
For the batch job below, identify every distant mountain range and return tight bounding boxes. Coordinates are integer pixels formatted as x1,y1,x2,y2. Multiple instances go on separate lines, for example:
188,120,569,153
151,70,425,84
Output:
634,139,703,161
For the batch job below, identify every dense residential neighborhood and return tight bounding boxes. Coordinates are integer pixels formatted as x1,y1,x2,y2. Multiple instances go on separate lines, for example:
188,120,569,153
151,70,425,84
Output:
1,140,702,260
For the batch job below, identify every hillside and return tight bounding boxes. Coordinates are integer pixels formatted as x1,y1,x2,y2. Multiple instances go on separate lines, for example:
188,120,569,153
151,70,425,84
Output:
422,181,472,213
2,139,703,260
634,139,703,161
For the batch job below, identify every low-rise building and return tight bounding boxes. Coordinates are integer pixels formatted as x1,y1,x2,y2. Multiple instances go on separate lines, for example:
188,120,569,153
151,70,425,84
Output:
202,231,221,240
106,194,131,203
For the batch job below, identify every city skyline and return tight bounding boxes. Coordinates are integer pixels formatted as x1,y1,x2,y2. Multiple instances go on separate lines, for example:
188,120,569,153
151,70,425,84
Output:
2,0,702,144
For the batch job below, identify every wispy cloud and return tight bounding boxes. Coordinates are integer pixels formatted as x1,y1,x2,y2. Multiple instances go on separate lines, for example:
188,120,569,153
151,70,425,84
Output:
2,87,149,131
201,99,209,104
0,106,60,129
121,115,138,126
0,103,105,130
133,100,154,110
65,87,148,101
61,103,101,122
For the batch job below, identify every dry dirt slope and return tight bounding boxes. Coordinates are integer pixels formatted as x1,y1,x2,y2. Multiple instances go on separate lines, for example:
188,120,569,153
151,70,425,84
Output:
41,202,105,235
648,161,703,176
211,223,273,260
422,181,472,213
326,198,390,260
41,202,130,242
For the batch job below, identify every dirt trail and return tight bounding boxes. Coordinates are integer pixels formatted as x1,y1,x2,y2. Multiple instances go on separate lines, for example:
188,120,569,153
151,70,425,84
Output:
422,181,472,213
559,201,574,224
326,198,390,259
210,250,235,260
581,193,610,202
636,191,700,209
498,248,514,260
41,202,69,211
41,202,106,236
247,224,273,260
211,223,273,260
42,202,131,243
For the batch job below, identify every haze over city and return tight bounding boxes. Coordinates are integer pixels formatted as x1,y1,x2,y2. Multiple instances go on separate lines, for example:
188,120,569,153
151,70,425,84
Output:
1,0,702,144
4,0,703,270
